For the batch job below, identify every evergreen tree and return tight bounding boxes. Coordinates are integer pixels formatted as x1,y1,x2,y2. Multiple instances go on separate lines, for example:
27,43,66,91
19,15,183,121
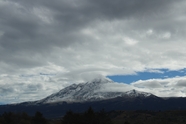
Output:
97,109,112,124
62,107,113,124
124,121,130,124
84,107,96,124
62,110,83,124
31,111,46,124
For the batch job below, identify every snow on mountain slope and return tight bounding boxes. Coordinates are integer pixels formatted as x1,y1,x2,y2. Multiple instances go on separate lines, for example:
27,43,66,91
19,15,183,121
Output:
125,89,152,97
36,78,155,104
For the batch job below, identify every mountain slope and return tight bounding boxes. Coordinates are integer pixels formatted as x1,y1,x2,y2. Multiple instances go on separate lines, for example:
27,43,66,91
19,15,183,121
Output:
35,78,155,104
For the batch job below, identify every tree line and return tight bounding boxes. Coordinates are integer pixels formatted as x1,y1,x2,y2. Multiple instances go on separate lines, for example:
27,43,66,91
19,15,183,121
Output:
0,111,46,124
1,108,186,124
0,107,112,124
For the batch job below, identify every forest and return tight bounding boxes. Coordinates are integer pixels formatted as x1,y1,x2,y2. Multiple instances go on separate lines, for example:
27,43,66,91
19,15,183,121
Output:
1,108,186,124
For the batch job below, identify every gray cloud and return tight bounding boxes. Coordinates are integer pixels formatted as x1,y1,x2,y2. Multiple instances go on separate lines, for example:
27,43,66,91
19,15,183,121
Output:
175,80,186,87
1,0,186,103
132,80,163,89
131,77,186,97
0,87,14,95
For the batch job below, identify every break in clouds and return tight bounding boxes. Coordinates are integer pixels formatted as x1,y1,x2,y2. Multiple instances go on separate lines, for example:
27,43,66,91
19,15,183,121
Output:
0,0,186,103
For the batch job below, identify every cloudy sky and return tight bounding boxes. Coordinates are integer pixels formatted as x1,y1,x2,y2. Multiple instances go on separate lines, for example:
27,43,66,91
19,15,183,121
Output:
1,0,186,104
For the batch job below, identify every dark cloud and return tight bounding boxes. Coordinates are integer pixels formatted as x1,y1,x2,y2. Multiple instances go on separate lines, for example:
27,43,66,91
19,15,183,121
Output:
27,83,42,91
0,0,182,55
0,87,14,95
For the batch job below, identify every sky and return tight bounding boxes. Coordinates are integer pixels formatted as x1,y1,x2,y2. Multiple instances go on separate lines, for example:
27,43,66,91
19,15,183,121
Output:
0,0,186,104
108,68,186,84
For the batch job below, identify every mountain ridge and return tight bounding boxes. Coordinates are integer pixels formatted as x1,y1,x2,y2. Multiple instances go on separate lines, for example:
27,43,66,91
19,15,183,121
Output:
32,77,155,104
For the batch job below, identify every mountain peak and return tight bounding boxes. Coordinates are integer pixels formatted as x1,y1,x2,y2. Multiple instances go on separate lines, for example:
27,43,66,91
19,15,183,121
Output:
88,77,112,84
125,89,152,97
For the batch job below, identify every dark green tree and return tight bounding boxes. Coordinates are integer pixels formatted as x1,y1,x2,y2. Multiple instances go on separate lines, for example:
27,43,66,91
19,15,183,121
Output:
62,107,113,124
31,111,46,124
84,107,96,124
124,121,130,124
1,112,15,124
62,110,83,124
97,109,112,124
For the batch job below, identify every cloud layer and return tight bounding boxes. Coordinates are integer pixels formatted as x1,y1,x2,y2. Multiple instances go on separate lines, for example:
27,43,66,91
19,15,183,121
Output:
0,0,186,103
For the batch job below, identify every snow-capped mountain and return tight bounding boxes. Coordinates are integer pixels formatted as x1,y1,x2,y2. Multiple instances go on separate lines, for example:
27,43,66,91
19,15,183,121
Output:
2,78,186,118
36,78,155,104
